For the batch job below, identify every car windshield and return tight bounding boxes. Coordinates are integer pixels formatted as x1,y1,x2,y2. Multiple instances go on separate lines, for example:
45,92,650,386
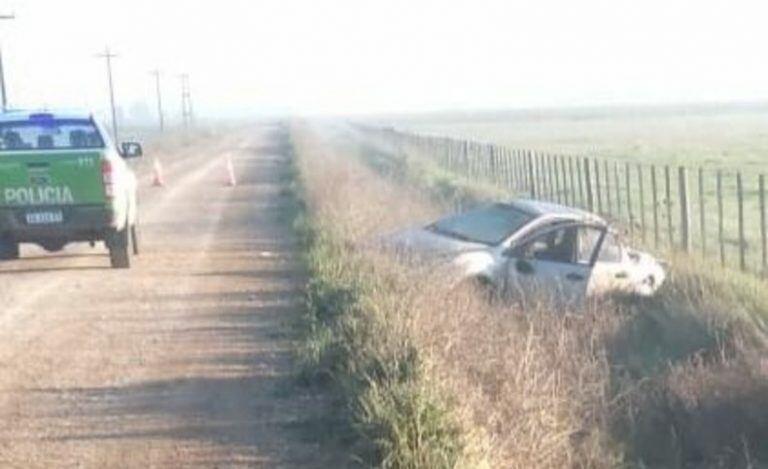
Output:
427,203,534,245
0,118,105,151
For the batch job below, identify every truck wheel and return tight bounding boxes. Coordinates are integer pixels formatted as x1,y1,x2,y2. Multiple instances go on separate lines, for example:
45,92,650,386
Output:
0,239,19,260
130,224,140,256
108,227,131,269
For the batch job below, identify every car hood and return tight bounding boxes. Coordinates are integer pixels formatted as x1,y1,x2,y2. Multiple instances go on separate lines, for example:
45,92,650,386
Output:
379,226,489,258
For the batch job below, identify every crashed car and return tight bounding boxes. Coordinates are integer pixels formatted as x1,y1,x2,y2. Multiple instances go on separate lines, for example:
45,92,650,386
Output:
382,199,666,303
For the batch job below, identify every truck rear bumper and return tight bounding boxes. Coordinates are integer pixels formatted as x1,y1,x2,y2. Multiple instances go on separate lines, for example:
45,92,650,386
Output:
0,205,113,242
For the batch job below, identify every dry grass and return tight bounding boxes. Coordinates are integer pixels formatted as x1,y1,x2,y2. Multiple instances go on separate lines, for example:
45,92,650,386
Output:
292,121,768,468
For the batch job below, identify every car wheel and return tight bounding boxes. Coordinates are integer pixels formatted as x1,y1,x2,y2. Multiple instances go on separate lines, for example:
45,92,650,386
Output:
0,238,20,260
454,276,500,304
108,227,131,269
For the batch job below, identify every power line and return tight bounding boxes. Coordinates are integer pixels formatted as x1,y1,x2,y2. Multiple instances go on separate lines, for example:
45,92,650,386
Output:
96,47,119,142
150,69,164,132
0,13,16,112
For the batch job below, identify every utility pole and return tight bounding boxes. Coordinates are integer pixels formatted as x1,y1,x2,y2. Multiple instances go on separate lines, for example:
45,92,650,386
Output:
150,69,164,132
179,73,193,130
0,13,16,112
96,47,119,142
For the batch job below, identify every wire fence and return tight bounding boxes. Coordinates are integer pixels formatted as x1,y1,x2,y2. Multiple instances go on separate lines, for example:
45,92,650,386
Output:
361,126,768,277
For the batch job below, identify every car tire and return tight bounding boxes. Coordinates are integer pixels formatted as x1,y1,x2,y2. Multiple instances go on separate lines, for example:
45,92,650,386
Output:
454,276,500,304
108,226,131,269
0,238,20,260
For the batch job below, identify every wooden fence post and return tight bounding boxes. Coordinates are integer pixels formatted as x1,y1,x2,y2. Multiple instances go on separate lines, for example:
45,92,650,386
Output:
760,174,767,276
502,147,509,188
717,170,725,267
638,164,646,243
626,162,634,240
652,165,660,249
489,145,497,184
568,156,577,207
554,156,562,204
561,156,570,206
577,157,585,207
544,153,552,200
737,172,746,271
467,142,475,178
501,147,513,190
462,141,469,175
604,160,613,217
510,149,517,190
614,162,622,220
528,151,537,199
678,167,691,253
509,148,517,190
584,157,594,212
594,159,603,214
665,166,673,247
698,168,706,257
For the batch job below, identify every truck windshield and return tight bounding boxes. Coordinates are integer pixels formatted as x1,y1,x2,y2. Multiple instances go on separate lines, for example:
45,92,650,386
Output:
0,119,105,151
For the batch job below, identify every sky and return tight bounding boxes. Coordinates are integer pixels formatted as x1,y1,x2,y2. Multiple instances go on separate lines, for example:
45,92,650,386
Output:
1,0,767,122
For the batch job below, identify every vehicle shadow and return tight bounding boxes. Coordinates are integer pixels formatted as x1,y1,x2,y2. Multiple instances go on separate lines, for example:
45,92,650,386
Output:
0,264,109,275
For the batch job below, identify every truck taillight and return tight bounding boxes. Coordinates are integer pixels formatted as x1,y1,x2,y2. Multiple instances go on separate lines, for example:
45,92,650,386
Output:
101,159,114,198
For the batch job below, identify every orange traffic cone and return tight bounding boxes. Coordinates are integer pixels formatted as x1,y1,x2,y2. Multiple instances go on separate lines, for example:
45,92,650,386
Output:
152,157,165,187
225,153,237,187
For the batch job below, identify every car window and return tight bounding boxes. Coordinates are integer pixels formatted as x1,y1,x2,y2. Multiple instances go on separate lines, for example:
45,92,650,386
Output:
597,232,622,263
0,118,105,151
576,226,604,265
427,203,533,245
518,226,578,264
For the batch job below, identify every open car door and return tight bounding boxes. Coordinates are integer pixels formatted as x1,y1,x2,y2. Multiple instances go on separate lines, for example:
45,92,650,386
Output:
503,223,605,306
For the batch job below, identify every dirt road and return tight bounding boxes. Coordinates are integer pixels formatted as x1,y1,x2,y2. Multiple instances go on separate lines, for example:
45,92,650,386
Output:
0,125,340,467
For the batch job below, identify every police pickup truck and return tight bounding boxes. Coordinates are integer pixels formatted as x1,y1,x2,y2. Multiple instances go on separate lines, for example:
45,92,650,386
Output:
0,111,143,268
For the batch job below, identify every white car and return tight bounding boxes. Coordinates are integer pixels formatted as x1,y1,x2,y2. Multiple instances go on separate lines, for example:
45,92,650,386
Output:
382,199,666,303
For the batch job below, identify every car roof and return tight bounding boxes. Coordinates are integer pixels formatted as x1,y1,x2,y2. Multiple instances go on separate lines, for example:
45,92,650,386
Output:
508,198,606,225
0,109,95,122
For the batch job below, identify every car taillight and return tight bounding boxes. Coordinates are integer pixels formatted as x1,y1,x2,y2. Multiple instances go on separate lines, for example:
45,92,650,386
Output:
101,159,114,199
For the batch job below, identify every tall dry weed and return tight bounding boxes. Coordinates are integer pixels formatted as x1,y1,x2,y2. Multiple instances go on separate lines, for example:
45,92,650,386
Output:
292,121,768,468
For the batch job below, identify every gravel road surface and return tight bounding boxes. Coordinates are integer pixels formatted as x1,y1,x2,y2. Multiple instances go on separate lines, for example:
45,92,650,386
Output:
0,125,340,468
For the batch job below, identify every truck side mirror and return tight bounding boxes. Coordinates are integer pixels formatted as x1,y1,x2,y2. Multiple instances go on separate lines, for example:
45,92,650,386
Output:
120,141,143,159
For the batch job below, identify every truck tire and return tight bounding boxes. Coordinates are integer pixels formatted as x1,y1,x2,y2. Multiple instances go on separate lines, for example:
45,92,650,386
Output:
108,227,131,269
40,241,66,252
0,239,19,260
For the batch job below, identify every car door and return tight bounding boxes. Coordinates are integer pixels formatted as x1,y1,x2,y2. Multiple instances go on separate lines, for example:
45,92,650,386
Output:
503,224,605,305
588,231,633,295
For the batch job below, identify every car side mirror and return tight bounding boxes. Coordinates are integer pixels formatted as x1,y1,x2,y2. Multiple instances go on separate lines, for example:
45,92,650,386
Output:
515,259,534,275
120,141,143,159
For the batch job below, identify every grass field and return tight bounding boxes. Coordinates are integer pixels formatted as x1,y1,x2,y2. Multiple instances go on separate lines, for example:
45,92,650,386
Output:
374,104,768,274
383,103,768,170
